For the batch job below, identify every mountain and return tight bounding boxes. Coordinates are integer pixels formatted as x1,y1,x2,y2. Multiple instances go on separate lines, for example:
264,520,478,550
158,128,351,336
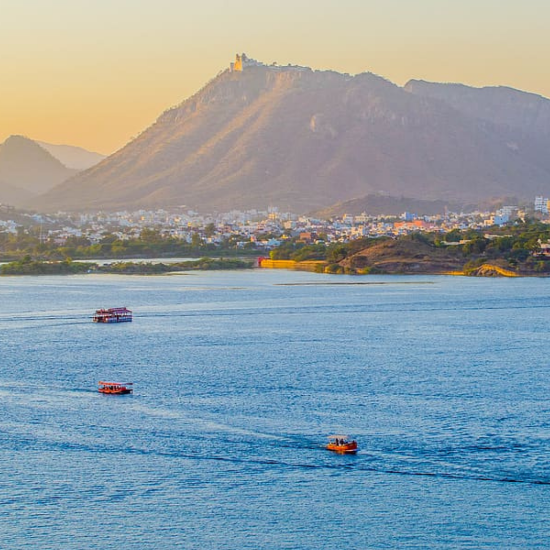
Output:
31,55,550,213
0,136,78,205
37,141,106,170
405,79,550,176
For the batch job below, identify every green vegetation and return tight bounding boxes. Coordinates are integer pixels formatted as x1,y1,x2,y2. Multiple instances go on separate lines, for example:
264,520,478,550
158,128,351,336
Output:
0,228,261,262
3,220,550,277
270,237,384,263
0,257,253,276
97,258,253,274
0,256,91,275
268,221,550,276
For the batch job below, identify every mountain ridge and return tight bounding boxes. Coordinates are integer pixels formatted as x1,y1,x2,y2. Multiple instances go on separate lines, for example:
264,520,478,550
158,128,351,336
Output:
0,135,79,205
37,141,106,170
28,56,550,213
404,79,550,136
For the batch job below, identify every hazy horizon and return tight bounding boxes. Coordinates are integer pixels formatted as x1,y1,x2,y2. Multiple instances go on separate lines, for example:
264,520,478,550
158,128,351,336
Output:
2,0,549,154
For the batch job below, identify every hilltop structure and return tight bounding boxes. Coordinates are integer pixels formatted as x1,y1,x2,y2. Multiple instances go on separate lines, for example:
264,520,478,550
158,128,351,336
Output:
230,53,264,72
230,53,308,73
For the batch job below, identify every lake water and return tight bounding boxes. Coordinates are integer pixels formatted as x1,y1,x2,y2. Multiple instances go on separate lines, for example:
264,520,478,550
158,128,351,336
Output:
1,270,549,549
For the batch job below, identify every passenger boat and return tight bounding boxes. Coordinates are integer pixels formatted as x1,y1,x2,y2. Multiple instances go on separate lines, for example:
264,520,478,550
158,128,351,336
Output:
93,307,132,323
326,435,358,454
98,381,133,395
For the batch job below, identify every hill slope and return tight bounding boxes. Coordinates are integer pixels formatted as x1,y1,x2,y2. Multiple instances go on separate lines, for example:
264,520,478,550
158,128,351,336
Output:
32,57,550,213
339,237,464,274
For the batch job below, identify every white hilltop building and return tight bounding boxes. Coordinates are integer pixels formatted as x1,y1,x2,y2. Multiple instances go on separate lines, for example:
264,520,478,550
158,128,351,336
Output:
230,53,265,72
229,53,311,73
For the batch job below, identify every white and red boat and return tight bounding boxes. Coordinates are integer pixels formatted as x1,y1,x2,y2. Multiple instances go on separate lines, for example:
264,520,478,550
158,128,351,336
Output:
93,307,132,323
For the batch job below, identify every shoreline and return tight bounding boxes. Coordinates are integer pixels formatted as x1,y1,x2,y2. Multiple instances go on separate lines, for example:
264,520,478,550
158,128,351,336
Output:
0,261,542,278
258,259,532,278
0,257,255,276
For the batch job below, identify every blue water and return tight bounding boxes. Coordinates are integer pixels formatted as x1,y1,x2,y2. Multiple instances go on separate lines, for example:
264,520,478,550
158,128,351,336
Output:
1,270,549,549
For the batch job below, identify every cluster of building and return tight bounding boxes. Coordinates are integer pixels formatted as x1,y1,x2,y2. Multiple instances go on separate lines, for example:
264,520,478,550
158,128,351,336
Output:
0,197,548,250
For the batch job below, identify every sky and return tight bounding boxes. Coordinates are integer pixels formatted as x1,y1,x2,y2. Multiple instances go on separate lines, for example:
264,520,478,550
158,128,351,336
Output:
1,0,548,154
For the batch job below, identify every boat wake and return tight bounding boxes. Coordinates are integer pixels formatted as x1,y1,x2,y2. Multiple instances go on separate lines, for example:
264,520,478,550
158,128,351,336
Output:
5,426,548,488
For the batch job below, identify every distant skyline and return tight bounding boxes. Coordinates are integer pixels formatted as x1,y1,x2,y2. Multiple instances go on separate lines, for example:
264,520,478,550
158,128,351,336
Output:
1,0,549,154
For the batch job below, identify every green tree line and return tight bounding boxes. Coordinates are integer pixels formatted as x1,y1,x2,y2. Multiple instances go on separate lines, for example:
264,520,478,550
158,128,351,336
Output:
0,228,261,261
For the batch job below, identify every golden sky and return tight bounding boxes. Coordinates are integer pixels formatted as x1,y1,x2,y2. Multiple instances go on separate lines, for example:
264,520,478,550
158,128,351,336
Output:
1,0,548,154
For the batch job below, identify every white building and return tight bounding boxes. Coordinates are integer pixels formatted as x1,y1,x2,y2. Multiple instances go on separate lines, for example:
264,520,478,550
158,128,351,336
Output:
534,197,549,214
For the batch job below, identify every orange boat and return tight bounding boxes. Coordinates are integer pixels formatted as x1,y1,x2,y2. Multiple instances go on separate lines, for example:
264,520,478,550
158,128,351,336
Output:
98,381,133,395
326,435,358,454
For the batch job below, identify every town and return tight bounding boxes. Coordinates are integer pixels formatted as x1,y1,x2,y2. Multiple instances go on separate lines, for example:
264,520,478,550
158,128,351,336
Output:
1,197,550,254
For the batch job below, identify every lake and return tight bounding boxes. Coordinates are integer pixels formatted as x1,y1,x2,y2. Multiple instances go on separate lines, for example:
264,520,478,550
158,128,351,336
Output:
1,270,549,549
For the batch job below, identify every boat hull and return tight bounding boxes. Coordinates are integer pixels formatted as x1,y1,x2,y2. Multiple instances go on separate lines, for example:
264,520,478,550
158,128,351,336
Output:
93,317,132,323
326,442,358,454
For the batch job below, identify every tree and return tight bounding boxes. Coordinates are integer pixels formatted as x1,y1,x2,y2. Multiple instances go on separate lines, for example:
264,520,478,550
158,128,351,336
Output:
100,233,118,244
326,244,348,263
462,237,487,255
204,223,216,238
191,232,203,248
139,228,163,243
445,229,462,242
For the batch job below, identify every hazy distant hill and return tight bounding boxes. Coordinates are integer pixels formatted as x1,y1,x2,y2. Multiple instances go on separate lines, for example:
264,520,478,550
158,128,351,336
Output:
32,56,550,213
0,178,34,205
314,194,471,217
0,136,77,206
37,141,106,170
